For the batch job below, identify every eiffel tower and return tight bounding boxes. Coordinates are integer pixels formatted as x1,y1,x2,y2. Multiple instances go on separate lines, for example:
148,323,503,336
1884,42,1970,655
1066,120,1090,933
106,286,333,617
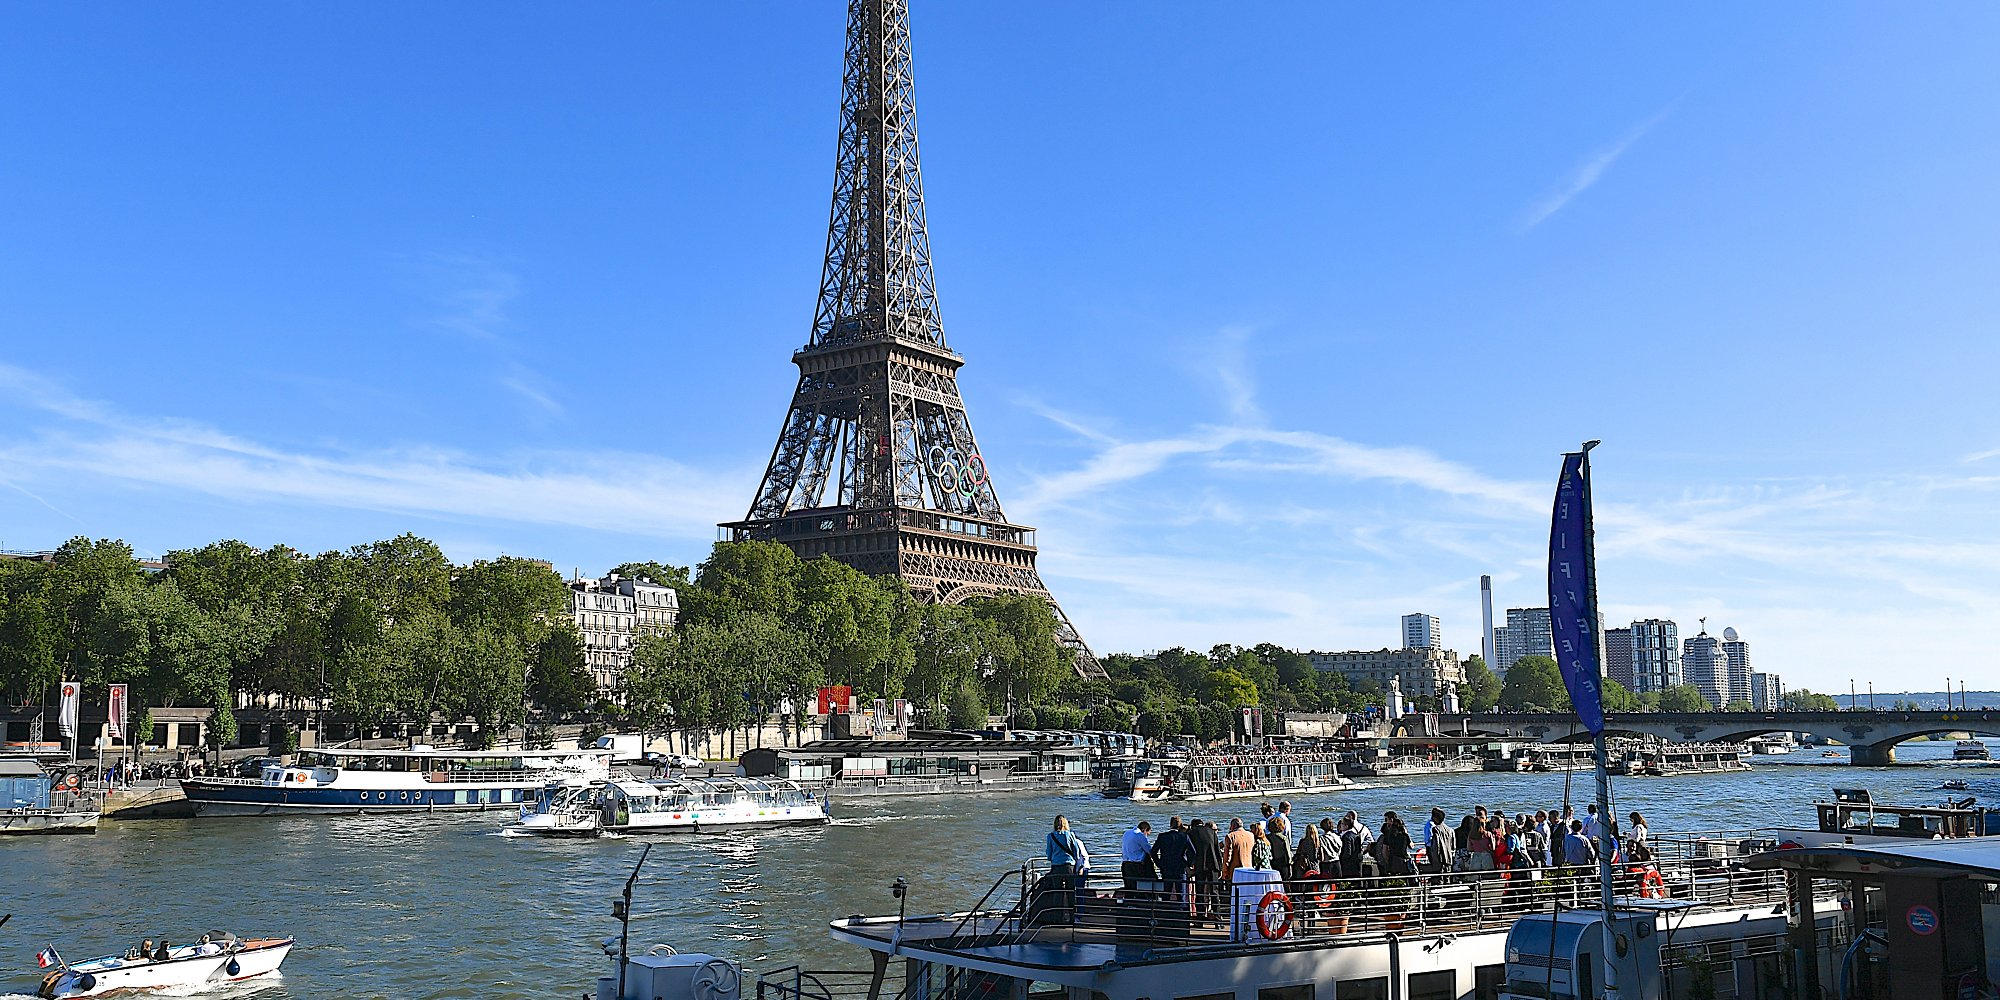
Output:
722,0,1104,680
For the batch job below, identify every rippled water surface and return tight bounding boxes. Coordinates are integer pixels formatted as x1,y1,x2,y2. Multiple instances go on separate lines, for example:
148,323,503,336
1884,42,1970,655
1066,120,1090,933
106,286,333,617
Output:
3,739,1993,999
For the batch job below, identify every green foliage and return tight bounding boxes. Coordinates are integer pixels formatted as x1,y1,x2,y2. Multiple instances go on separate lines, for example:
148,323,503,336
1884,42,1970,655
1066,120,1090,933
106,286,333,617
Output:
1461,656,1501,712
529,625,595,715
1498,656,1570,712
945,675,987,730
1659,684,1713,712
1601,677,1642,713
1782,689,1841,712
1723,698,1756,712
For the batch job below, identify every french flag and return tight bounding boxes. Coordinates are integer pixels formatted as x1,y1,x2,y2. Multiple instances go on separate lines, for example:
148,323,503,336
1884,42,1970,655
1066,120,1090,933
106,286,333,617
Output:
35,946,60,969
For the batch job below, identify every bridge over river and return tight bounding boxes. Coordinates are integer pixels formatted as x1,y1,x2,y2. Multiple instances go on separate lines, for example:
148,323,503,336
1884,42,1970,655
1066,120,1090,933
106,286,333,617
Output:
1415,710,2000,765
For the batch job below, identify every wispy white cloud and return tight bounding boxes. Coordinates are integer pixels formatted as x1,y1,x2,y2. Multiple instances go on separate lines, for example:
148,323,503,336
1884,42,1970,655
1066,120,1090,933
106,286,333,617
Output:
1964,446,2000,464
1516,106,1674,233
399,253,567,418
0,363,747,542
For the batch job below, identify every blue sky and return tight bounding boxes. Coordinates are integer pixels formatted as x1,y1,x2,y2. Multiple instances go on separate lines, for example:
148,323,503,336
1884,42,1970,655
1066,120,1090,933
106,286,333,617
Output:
3,5,1997,693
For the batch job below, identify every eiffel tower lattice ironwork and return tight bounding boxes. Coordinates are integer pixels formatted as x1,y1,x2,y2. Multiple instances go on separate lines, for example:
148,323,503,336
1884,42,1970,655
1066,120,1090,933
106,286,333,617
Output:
722,0,1104,680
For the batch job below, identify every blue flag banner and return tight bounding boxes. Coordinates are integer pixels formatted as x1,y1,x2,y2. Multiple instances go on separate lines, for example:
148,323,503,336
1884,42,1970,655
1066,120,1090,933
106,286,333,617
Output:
1548,452,1605,735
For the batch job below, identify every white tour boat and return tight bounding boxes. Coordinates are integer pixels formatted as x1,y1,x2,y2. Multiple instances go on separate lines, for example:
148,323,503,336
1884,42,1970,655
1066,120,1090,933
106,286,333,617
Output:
1130,751,1350,802
181,745,610,816
507,776,830,836
35,934,291,998
719,829,1847,1000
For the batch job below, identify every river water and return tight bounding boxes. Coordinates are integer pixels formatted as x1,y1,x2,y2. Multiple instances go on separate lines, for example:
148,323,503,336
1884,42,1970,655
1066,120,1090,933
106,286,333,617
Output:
2,740,1993,999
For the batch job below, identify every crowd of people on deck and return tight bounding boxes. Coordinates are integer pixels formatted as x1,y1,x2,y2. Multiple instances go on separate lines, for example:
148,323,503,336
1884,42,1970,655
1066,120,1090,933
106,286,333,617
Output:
1041,800,1655,924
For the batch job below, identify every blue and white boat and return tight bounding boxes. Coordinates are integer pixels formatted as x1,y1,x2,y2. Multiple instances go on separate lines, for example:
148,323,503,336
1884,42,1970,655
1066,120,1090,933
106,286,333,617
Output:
180,745,611,817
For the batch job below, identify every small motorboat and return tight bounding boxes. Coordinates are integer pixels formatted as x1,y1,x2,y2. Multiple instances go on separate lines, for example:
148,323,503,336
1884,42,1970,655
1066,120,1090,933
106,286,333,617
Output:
1943,779,1971,791
503,780,605,838
1821,750,1843,758
36,934,292,997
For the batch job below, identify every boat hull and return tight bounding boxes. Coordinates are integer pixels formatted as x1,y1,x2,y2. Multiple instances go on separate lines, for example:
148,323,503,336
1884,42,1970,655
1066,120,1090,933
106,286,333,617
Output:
41,939,291,997
182,780,536,817
0,810,98,835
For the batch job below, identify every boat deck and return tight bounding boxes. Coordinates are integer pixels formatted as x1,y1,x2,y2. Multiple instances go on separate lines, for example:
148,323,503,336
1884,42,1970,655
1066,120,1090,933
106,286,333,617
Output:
828,832,1792,971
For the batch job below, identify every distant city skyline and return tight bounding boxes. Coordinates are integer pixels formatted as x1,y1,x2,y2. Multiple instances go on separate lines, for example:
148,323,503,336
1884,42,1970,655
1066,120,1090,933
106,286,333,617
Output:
4,6,1998,692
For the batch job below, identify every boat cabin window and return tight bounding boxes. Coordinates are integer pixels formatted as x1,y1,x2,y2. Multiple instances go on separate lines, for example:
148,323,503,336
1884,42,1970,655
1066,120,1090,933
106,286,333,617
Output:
1406,971,1453,1000
1473,965,1505,1000
1333,978,1386,1000
1258,984,1313,1000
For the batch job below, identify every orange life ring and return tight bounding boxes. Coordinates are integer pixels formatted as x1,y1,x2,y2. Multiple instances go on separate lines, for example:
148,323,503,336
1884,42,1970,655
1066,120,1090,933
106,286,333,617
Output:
1256,890,1293,940
1638,868,1667,899
63,773,80,789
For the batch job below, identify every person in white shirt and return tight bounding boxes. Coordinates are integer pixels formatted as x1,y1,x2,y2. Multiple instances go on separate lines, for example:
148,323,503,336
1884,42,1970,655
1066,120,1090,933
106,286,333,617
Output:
1120,821,1158,890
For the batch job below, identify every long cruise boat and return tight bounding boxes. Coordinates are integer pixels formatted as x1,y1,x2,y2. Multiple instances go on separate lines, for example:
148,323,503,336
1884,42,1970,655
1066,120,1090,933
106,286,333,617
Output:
1130,751,1350,802
181,745,610,817
590,826,1856,1000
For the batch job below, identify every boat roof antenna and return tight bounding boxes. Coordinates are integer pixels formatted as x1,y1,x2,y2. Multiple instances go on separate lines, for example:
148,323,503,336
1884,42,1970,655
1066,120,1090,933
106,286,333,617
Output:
614,844,654,1000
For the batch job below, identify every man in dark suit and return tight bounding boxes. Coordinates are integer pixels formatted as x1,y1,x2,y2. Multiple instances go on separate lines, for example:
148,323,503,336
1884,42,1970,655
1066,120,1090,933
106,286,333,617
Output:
1189,818,1224,921
1151,815,1197,904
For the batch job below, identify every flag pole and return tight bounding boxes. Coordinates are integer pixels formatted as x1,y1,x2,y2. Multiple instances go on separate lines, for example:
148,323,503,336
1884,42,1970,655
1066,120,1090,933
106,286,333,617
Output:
1577,441,1619,925
1548,440,1624,998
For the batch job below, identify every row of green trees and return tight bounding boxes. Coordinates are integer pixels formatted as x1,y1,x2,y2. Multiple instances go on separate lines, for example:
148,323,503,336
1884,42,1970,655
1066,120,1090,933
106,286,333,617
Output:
617,541,1070,737
0,534,1854,747
0,536,590,745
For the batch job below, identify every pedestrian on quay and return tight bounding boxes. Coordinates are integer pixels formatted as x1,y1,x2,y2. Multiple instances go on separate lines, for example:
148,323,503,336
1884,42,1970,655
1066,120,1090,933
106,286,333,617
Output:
1121,820,1158,891
1424,808,1456,874
1191,818,1224,919
1153,816,1196,903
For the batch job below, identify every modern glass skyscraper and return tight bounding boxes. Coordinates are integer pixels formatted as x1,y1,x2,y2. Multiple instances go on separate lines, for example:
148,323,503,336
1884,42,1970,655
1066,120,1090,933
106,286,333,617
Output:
1629,618,1681,694
1497,607,1553,670
1682,626,1736,708
1604,627,1636,689
1401,613,1442,651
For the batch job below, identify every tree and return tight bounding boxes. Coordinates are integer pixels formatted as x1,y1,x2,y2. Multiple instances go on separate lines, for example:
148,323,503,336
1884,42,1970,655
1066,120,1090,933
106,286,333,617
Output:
529,625,594,715
1461,655,1501,712
1781,689,1841,712
449,556,569,648
1723,698,1756,713
1204,669,1260,708
1498,656,1569,712
945,675,987,730
966,593,1066,710
1658,684,1712,713
693,541,802,624
1601,677,1642,713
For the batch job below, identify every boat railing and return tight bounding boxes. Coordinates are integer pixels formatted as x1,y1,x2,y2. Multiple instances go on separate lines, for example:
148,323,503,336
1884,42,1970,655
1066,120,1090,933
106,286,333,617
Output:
757,966,903,1000
990,832,1789,952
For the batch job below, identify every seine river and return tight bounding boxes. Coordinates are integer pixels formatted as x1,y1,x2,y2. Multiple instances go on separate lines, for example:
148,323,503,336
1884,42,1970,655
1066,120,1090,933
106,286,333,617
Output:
2,740,1991,999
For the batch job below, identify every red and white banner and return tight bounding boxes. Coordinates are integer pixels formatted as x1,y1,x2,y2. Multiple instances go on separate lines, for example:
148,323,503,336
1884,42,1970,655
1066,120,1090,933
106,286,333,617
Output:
107,684,129,742
57,681,79,739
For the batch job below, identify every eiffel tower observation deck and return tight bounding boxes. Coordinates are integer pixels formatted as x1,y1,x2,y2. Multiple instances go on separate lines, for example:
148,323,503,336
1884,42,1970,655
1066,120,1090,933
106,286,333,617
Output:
721,0,1104,680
